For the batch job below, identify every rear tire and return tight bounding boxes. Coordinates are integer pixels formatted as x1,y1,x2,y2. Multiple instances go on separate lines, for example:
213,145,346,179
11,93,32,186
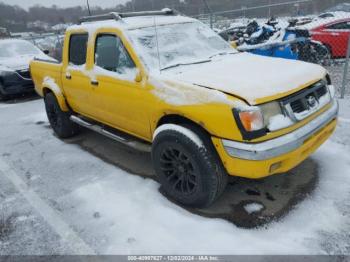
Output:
152,124,228,208
44,92,80,138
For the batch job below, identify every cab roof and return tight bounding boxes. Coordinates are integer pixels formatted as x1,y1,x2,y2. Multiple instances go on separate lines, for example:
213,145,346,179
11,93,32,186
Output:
67,9,196,32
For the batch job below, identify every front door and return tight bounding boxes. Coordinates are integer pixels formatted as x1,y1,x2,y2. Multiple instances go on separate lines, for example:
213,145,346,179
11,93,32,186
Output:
88,33,151,140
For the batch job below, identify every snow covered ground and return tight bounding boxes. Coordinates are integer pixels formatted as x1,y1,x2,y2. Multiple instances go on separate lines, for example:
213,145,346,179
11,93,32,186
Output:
0,93,349,255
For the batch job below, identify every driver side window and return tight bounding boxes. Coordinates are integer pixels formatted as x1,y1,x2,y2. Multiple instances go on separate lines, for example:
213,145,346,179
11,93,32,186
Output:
95,34,136,74
327,21,350,30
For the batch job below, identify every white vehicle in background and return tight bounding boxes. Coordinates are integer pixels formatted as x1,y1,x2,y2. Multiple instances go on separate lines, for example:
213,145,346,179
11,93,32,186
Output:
0,39,55,100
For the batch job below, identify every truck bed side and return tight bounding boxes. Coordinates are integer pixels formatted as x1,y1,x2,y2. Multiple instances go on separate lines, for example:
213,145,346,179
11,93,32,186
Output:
30,59,63,97
30,59,70,111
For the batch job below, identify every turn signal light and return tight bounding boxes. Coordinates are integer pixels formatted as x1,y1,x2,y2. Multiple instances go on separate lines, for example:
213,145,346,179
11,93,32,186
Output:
239,110,264,132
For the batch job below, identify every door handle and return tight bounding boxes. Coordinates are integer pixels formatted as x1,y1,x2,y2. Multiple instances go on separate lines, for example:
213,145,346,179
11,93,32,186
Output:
91,80,99,86
65,73,72,80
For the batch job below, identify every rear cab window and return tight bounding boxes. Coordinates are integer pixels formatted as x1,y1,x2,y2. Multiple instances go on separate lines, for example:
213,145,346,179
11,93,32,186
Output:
69,33,88,66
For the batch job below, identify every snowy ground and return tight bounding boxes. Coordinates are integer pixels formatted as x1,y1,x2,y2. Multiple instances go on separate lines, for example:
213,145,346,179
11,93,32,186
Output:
0,92,349,255
327,63,350,98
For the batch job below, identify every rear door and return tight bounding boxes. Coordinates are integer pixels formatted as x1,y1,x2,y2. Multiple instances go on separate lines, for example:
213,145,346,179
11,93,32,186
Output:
61,32,92,115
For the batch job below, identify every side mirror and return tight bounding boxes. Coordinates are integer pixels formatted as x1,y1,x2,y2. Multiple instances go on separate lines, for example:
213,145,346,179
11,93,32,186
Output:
43,50,50,55
134,69,143,83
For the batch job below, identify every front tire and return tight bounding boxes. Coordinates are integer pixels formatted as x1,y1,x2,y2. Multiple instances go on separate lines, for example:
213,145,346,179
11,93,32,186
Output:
44,92,80,138
152,124,228,208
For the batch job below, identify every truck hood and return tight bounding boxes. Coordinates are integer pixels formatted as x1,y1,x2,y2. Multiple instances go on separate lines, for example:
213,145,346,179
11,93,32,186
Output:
164,52,327,105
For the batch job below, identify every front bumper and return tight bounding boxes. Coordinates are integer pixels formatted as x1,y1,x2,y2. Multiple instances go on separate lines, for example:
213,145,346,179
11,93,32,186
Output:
0,69,34,95
213,100,338,179
0,79,34,95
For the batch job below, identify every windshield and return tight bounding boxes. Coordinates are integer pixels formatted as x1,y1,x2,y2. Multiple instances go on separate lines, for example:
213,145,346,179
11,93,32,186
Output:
128,21,235,71
0,41,41,59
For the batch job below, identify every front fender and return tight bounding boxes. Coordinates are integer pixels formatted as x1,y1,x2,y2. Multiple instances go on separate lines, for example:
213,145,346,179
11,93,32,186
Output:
150,103,243,142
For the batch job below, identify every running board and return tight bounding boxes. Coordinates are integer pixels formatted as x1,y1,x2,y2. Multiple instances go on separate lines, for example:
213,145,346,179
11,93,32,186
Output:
70,115,151,152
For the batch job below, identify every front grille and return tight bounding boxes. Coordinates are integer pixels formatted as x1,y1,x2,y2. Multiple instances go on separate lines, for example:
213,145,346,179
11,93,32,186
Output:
16,70,31,79
281,80,331,122
290,99,306,113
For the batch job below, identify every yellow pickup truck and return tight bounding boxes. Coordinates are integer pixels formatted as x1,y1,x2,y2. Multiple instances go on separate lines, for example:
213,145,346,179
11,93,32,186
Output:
30,9,338,208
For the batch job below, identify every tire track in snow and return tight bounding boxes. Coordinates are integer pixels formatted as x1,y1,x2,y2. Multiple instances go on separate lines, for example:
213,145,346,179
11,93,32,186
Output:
0,157,96,255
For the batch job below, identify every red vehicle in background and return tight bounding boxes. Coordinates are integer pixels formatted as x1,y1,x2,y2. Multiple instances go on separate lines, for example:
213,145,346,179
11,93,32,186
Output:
308,17,350,58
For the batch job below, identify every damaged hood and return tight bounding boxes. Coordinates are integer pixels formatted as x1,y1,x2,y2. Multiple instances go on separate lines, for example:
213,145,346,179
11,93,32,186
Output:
163,52,327,105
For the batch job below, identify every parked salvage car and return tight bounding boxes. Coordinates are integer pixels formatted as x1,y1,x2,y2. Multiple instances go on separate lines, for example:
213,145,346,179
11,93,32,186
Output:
30,9,338,208
0,27,10,38
220,19,331,65
299,17,350,58
0,39,54,100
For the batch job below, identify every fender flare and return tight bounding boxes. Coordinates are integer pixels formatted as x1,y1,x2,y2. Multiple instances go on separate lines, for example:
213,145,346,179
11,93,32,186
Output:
42,86,69,112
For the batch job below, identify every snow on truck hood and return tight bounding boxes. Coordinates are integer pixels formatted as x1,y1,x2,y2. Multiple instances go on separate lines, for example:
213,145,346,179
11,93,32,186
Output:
163,52,327,105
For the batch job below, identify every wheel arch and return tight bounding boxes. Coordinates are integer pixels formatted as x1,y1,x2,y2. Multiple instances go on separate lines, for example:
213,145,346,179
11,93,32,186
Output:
156,114,212,140
154,114,223,157
42,86,69,112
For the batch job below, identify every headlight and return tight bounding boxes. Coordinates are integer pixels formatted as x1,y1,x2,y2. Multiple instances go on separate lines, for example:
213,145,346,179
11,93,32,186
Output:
322,75,332,93
0,70,20,84
328,84,335,99
260,101,282,124
238,108,264,132
234,106,266,140
0,70,15,77
234,101,294,140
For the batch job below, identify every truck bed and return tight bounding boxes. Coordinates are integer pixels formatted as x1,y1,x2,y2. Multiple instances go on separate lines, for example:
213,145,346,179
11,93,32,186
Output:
30,58,62,97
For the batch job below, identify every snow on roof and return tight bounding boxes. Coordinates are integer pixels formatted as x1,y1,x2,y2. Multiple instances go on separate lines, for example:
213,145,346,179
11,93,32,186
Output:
67,15,196,33
123,15,196,29
297,13,350,30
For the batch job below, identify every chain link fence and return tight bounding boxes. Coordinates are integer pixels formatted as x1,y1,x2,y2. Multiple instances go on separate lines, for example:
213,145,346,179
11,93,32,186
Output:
341,39,350,98
195,0,350,98
23,33,64,61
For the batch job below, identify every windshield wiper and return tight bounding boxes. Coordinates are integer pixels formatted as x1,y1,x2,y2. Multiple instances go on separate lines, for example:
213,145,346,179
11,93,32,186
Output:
209,51,236,59
160,59,211,71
